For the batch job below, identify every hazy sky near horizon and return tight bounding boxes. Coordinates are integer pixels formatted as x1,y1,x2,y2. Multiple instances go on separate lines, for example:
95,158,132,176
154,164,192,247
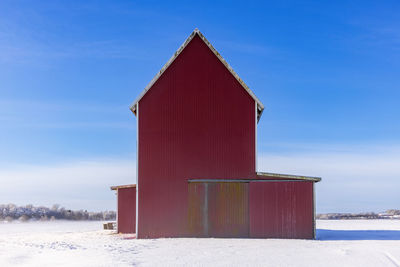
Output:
0,0,399,212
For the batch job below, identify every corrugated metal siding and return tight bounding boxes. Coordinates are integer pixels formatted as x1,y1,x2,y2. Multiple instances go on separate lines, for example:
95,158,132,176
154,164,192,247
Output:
188,182,248,237
208,182,249,237
117,187,136,234
249,181,314,239
188,182,206,237
138,34,255,238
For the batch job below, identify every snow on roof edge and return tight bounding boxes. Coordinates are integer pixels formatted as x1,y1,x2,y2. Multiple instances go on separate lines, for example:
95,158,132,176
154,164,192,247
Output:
129,28,265,121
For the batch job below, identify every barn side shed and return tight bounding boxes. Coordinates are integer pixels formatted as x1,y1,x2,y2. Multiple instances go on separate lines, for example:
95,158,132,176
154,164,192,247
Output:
110,184,136,234
188,173,320,239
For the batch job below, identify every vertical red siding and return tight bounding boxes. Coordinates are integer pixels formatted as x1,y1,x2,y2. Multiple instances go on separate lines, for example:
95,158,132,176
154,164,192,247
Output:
138,35,255,238
249,181,314,239
117,187,136,234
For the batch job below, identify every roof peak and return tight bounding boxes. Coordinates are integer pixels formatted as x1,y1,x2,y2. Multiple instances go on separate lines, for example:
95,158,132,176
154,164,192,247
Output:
130,29,265,121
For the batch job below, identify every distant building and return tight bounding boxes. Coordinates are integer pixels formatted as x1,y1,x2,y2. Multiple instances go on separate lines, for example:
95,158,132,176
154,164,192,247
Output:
111,29,321,239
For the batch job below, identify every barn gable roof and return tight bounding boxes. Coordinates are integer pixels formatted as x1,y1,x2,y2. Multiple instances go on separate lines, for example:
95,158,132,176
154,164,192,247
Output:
129,29,265,121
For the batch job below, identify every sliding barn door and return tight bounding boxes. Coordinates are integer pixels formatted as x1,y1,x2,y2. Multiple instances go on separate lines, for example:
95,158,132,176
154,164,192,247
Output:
188,182,249,237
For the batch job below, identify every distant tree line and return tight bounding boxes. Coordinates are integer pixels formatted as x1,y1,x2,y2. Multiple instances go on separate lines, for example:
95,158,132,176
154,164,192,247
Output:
0,204,116,222
317,210,400,220
386,210,400,215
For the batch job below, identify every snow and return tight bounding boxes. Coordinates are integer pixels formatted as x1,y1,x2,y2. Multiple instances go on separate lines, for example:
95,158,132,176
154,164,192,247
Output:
1,220,400,266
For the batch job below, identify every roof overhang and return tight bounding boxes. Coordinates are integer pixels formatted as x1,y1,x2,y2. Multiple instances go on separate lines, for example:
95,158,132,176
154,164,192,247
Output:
257,172,322,182
129,28,265,122
110,184,136,191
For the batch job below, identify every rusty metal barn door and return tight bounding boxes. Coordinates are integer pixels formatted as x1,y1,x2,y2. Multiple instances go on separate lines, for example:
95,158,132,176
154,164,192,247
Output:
188,182,249,237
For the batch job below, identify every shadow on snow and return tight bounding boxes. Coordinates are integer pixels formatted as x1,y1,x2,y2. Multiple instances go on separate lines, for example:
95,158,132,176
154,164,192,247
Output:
317,229,400,241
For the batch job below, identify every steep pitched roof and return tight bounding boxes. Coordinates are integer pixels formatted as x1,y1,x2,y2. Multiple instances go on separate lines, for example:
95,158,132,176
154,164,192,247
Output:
129,29,265,121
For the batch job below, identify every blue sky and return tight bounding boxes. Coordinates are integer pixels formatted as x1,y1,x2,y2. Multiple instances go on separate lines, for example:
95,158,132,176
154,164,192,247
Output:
0,0,399,212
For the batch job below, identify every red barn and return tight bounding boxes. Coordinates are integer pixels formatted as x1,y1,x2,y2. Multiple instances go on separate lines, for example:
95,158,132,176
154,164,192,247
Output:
113,29,321,239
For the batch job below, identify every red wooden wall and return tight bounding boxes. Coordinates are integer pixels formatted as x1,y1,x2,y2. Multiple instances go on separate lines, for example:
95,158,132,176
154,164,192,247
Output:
117,187,136,234
138,34,256,238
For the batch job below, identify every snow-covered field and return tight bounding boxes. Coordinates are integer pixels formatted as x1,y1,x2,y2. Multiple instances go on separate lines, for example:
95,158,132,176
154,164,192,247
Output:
1,220,400,267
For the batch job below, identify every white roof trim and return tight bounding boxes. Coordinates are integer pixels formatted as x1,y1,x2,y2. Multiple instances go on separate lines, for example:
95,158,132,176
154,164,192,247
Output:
257,172,322,182
129,28,265,121
110,184,136,190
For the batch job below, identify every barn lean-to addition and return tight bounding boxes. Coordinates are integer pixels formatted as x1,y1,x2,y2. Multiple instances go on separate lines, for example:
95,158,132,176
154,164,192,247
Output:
111,29,321,239
110,184,136,234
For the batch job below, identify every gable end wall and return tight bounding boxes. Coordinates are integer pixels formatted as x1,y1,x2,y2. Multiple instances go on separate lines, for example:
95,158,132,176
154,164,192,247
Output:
137,35,256,238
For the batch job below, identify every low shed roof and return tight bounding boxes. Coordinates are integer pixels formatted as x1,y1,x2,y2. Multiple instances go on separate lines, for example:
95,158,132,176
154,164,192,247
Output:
110,184,136,191
189,172,321,183
256,172,322,182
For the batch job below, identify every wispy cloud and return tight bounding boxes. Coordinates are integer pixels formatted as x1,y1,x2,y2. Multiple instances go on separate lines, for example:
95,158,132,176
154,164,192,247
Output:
0,99,129,113
0,99,134,129
0,38,144,66
259,142,400,156
0,13,144,66
344,16,400,55
2,121,135,130
354,27,400,52
0,158,135,211
217,39,277,56
0,1,174,66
